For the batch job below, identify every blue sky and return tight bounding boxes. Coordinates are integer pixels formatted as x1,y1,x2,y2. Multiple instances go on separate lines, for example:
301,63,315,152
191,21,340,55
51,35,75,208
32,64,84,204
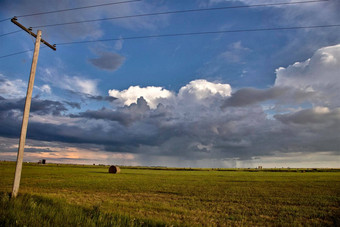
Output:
0,0,339,167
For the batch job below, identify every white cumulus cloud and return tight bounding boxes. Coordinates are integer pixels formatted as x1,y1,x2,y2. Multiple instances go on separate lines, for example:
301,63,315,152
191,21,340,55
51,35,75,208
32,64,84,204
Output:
275,44,340,107
109,86,174,109
108,79,232,109
179,79,231,100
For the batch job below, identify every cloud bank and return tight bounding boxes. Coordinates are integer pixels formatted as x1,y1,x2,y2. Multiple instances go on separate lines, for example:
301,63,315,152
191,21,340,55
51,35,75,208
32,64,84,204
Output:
0,44,339,167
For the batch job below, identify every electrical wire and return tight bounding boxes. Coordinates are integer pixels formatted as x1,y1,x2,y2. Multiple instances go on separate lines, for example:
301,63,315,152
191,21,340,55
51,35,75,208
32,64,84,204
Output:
0,49,33,59
0,0,141,23
32,0,330,29
18,0,141,18
0,30,22,37
0,0,141,36
56,24,340,46
0,0,328,25
0,0,330,37
1,23,339,59
0,18,11,23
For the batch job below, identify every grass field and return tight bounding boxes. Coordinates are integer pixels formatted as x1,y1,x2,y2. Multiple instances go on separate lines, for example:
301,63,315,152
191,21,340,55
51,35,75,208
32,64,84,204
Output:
0,161,339,226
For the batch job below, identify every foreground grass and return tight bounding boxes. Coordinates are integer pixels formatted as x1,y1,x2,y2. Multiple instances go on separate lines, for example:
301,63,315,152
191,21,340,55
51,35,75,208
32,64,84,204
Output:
0,193,164,227
0,162,339,226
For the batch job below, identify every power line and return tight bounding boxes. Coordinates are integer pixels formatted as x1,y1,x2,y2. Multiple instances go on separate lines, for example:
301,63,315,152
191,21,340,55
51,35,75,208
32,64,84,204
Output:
0,0,330,38
0,30,22,37
0,49,33,59
0,0,141,36
19,0,141,18
32,0,329,29
0,18,11,23
0,46,49,59
1,23,339,59
0,0,328,25
0,0,141,23
56,24,340,46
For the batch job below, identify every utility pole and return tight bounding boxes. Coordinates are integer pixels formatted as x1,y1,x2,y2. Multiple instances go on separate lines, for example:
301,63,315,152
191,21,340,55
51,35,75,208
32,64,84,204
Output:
11,17,56,198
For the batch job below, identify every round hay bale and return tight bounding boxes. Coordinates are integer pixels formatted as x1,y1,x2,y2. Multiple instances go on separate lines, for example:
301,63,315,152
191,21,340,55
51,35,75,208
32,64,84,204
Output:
108,165,120,174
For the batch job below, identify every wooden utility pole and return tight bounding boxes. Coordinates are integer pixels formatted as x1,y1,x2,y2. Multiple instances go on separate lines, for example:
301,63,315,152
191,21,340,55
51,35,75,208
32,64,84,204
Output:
11,17,56,198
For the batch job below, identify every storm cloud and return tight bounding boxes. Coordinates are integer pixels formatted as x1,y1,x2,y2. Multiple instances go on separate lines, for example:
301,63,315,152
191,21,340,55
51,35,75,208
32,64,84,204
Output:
0,44,339,167
222,87,286,107
0,97,71,116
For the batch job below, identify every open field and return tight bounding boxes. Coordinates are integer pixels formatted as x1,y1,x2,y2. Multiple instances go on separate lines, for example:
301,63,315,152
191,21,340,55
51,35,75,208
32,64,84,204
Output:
1,161,339,226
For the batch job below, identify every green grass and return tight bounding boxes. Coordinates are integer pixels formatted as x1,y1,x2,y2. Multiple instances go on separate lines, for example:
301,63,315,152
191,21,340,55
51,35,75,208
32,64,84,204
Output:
1,161,339,226
0,193,164,227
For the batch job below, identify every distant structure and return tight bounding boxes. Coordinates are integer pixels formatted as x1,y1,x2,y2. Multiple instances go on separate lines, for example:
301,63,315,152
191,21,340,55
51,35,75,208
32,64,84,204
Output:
258,166,263,169
109,165,121,174
38,159,46,164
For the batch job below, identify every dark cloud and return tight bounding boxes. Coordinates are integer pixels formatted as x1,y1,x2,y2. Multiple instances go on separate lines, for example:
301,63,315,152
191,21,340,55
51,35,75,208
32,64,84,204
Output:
89,52,125,71
0,96,339,163
0,97,68,116
86,95,117,102
62,90,117,103
71,97,150,126
30,99,68,115
1,80,339,164
275,108,340,125
222,87,314,108
71,108,131,126
222,87,286,107
64,101,81,109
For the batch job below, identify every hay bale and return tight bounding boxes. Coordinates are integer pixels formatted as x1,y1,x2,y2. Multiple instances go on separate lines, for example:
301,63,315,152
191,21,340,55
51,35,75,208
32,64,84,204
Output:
108,165,120,174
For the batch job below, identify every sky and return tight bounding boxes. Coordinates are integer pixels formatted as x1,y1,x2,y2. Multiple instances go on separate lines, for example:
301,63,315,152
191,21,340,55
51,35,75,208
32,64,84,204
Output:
0,0,339,168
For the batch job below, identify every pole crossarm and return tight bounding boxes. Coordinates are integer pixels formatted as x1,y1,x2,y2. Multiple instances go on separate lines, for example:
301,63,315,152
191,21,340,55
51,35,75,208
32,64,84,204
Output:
11,17,56,51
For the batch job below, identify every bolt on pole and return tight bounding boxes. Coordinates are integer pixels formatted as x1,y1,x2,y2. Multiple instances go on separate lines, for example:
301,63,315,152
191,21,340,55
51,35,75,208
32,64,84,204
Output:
10,17,56,198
